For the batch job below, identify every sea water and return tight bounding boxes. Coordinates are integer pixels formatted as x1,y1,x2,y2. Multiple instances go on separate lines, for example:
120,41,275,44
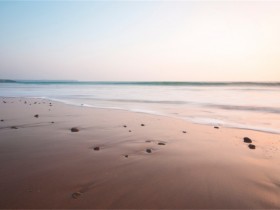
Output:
1,81,280,134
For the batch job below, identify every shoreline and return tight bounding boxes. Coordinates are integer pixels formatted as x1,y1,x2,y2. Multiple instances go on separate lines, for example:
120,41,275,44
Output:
1,97,280,208
2,96,280,135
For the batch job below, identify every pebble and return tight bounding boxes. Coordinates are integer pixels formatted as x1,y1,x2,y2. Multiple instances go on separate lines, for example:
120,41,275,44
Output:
248,144,256,149
158,142,166,145
93,146,100,151
146,148,152,153
214,126,219,129
244,137,252,143
141,124,145,126
34,114,39,118
70,127,79,132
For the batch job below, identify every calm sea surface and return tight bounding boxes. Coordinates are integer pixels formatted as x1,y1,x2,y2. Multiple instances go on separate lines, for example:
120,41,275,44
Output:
1,81,280,134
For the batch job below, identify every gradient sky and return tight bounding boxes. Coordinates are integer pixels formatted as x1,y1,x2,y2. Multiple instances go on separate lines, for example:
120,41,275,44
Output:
0,1,280,81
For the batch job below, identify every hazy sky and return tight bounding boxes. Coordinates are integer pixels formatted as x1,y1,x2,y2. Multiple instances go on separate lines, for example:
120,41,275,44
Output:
0,1,280,81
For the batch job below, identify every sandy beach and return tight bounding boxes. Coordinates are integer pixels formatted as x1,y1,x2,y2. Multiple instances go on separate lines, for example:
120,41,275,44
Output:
1,97,280,209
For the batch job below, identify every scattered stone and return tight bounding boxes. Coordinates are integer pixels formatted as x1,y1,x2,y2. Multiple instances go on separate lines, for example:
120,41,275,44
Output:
158,142,166,146
248,144,256,149
11,126,18,129
51,121,54,124
214,126,219,129
93,146,100,151
145,140,151,143
71,127,79,132
129,130,131,132
24,101,27,104
72,192,82,199
34,114,39,118
243,137,252,143
123,125,127,128
3,101,6,103
146,148,152,153
141,124,145,126
124,155,128,158
34,102,37,104
182,131,187,133
0,119,4,122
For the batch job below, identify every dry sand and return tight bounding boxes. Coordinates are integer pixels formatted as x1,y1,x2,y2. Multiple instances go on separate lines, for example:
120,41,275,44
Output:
0,97,280,209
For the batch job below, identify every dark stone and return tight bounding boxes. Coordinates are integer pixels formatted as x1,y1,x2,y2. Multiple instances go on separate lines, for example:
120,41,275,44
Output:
71,127,79,132
24,101,27,104
182,131,187,133
244,137,252,143
123,125,127,128
145,140,151,143
51,121,54,124
146,148,152,153
93,146,100,151
141,124,145,126
214,126,219,129
11,126,18,129
248,144,256,149
124,155,128,158
129,130,131,132
3,101,6,103
0,119,4,122
34,102,37,104
34,114,39,118
72,192,82,199
158,142,166,145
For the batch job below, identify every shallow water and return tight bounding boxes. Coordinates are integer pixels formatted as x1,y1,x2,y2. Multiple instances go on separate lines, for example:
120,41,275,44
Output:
1,81,280,134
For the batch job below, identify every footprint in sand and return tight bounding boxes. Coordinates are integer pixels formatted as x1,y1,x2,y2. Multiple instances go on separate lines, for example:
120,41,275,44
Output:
72,192,82,199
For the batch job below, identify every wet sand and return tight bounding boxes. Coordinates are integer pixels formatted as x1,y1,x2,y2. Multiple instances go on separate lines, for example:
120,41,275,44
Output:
0,97,280,209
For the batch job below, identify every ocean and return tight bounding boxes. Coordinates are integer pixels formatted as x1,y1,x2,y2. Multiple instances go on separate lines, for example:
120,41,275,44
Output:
1,81,280,134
